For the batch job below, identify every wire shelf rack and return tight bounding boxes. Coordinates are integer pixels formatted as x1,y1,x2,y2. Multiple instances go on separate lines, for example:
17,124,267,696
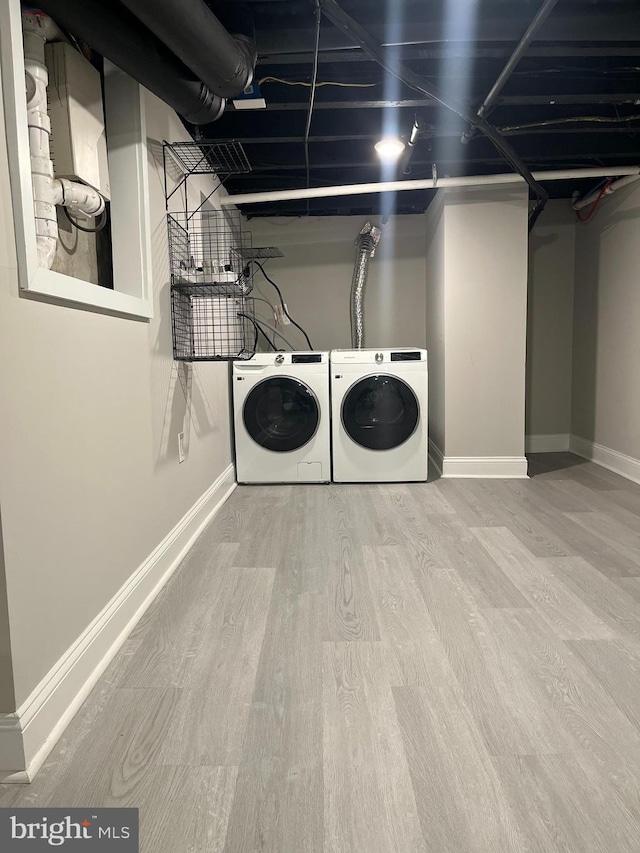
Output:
237,247,285,261
163,139,282,361
164,140,251,177
171,288,257,361
168,208,253,293
169,209,257,361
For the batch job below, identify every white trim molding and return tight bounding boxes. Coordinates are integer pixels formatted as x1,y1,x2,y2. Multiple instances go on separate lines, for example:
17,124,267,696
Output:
525,434,570,454
0,1,153,318
0,464,236,783
441,456,529,479
428,439,528,478
570,435,640,487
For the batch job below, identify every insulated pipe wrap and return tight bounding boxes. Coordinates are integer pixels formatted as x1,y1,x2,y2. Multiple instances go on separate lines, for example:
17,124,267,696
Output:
33,0,226,124
23,23,58,268
350,222,381,349
120,0,256,98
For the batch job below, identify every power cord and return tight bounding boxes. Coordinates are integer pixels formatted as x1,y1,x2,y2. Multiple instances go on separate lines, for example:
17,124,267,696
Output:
251,296,279,348
253,261,314,349
304,0,322,216
63,206,108,233
576,181,612,223
238,312,277,351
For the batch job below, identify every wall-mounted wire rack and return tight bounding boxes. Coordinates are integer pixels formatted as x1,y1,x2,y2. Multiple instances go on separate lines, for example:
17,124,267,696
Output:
168,208,253,294
172,287,257,361
164,139,260,361
163,140,251,211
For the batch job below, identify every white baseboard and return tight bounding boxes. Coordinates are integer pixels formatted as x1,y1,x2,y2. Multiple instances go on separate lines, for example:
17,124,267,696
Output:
526,434,570,453
428,439,528,478
570,435,640,486
442,456,529,479
0,464,236,783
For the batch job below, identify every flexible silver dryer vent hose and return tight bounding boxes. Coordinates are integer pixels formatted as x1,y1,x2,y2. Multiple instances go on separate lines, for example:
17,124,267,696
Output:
350,221,381,349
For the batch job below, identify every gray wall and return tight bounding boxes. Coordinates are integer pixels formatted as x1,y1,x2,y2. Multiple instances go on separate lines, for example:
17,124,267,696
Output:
572,179,640,460
424,196,446,453
249,215,427,352
0,82,233,711
526,201,576,437
0,514,14,712
443,186,530,459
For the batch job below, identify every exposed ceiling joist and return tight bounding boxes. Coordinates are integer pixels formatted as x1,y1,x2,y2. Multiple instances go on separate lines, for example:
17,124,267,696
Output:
213,124,640,145
255,11,640,54
225,151,640,176
244,93,640,112
257,46,640,65
201,0,640,216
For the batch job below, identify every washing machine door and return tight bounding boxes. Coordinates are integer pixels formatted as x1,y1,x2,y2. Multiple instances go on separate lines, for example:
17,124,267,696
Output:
243,377,320,452
341,374,419,450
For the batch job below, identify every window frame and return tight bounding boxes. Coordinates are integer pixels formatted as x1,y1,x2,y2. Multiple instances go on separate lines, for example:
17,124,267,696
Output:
0,0,153,319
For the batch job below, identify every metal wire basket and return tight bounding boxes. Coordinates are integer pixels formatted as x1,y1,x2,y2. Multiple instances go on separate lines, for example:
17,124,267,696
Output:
168,208,253,295
164,140,251,177
168,208,258,360
171,287,257,361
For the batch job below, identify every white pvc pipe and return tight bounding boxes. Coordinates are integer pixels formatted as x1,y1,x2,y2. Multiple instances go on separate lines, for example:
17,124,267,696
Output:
220,165,640,207
23,22,58,268
573,172,640,211
23,12,106,269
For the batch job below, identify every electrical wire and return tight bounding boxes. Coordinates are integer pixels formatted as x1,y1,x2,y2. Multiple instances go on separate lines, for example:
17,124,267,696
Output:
249,317,300,351
576,180,612,223
513,66,640,76
316,0,549,230
238,313,277,351
62,206,108,233
238,312,264,352
251,295,279,347
304,0,322,216
500,114,640,133
258,76,376,88
251,296,278,315
245,314,259,353
251,316,281,351
253,260,314,350
575,177,608,200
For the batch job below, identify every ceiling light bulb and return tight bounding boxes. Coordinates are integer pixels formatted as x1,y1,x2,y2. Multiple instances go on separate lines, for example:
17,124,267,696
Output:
375,138,405,162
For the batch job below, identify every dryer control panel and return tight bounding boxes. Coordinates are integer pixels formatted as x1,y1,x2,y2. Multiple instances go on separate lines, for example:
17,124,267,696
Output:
292,354,322,364
391,351,421,361
331,348,427,365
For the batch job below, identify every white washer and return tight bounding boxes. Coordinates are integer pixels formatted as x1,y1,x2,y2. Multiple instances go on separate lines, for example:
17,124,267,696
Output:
330,348,428,483
233,352,331,484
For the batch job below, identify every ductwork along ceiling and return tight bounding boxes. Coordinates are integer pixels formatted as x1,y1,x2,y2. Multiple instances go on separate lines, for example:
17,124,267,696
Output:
32,0,640,217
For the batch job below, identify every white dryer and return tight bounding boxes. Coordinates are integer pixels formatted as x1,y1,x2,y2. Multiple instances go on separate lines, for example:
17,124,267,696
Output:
330,348,428,483
233,352,331,484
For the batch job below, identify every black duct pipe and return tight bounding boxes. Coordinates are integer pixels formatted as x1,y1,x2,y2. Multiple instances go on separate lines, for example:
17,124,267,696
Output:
34,0,225,124
120,0,256,99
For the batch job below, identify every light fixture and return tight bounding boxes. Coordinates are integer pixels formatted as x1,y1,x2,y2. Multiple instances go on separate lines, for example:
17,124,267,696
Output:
374,138,406,163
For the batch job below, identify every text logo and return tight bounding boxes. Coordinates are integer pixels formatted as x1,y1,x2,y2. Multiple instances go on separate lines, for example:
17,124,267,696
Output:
0,809,138,851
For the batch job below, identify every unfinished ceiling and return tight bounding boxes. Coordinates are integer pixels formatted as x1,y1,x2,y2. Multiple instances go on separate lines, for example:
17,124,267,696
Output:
198,0,640,217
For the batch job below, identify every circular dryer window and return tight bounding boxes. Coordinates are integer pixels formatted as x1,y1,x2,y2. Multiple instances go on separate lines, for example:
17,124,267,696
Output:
341,374,419,451
243,377,320,452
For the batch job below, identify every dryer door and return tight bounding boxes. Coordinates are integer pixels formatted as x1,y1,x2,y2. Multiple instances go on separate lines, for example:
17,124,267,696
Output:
341,374,419,450
243,377,320,452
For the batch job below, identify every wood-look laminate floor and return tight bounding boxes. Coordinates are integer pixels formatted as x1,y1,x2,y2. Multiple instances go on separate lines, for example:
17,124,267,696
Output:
3,452,640,851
